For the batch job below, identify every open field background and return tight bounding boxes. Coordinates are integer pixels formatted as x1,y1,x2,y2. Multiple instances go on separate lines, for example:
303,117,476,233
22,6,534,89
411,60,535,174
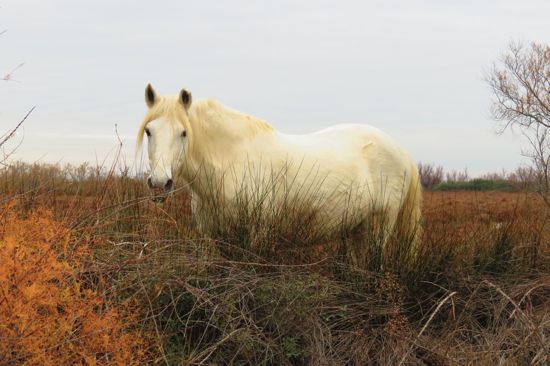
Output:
1,162,549,365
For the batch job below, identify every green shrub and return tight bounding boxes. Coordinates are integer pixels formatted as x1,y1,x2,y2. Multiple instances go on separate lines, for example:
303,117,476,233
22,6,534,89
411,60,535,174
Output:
433,178,516,191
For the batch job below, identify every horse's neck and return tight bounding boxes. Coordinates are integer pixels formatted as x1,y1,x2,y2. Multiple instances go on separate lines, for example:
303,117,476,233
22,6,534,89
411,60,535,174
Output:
182,100,280,200
185,101,268,169
178,106,232,197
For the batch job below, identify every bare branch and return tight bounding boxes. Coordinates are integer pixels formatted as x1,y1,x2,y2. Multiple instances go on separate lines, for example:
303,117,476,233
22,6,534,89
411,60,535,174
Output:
487,41,550,207
0,107,35,148
486,42,550,130
0,107,35,164
2,62,24,82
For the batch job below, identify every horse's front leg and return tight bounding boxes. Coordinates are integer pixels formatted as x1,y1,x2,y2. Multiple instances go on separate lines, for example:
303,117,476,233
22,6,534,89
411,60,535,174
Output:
190,192,206,234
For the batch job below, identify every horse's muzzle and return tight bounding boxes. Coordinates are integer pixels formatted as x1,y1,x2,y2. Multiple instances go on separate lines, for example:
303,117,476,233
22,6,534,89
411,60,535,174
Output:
147,177,173,203
151,195,167,203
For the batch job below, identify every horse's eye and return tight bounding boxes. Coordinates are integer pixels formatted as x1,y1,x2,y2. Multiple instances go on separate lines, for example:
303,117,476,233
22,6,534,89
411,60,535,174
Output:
182,131,187,138
145,128,151,137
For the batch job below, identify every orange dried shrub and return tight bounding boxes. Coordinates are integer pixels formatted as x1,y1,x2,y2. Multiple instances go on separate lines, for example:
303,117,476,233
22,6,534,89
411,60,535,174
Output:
0,204,150,365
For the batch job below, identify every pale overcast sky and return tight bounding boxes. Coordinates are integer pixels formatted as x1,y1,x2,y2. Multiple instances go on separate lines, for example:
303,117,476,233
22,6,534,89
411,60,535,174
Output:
1,0,549,174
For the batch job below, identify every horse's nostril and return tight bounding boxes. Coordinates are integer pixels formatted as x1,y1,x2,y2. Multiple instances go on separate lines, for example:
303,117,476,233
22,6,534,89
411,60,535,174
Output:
164,179,173,192
147,177,154,189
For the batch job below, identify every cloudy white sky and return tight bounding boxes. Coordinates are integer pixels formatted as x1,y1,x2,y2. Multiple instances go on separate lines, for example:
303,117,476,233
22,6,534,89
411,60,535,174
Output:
1,0,549,174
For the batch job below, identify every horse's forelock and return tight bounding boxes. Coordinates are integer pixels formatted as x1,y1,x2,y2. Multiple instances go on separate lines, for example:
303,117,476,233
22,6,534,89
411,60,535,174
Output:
136,96,190,152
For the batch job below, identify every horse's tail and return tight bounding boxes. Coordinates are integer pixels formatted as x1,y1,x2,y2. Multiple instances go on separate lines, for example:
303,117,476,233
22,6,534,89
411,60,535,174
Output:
397,160,422,257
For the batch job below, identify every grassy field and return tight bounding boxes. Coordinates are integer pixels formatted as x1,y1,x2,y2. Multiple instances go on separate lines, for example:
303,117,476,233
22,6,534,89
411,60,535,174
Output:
1,162,549,365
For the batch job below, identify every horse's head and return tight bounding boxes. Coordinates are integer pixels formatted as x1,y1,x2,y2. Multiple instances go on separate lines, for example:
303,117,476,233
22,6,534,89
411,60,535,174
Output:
138,84,192,201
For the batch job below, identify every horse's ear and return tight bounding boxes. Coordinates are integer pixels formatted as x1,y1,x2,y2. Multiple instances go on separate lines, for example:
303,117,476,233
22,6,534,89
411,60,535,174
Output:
145,83,156,108
179,88,192,109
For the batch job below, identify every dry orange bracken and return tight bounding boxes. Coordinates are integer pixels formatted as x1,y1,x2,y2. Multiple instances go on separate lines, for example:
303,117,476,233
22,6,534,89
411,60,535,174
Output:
0,203,150,365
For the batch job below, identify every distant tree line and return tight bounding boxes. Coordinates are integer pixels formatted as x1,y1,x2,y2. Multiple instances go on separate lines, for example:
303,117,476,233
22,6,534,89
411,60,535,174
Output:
418,162,537,191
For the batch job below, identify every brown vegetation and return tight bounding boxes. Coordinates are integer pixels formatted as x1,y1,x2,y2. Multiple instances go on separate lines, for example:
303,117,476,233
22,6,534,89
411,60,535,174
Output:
0,162,549,365
0,203,151,365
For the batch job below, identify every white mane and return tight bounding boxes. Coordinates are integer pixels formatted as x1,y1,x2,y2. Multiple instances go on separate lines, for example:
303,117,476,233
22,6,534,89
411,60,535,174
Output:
137,96,274,162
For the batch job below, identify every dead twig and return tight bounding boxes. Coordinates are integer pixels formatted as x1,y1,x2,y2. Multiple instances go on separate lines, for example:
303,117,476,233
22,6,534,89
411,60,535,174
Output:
398,291,457,365
0,107,35,164
2,62,24,82
0,107,35,148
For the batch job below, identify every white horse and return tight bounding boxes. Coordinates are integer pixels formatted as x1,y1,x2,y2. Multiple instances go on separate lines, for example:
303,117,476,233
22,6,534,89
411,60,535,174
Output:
137,84,421,246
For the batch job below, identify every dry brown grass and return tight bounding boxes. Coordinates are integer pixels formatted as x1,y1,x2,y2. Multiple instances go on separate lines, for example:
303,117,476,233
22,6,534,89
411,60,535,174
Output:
0,162,549,365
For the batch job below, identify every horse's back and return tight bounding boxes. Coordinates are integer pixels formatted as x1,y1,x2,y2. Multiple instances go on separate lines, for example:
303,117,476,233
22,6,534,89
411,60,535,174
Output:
278,123,415,178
